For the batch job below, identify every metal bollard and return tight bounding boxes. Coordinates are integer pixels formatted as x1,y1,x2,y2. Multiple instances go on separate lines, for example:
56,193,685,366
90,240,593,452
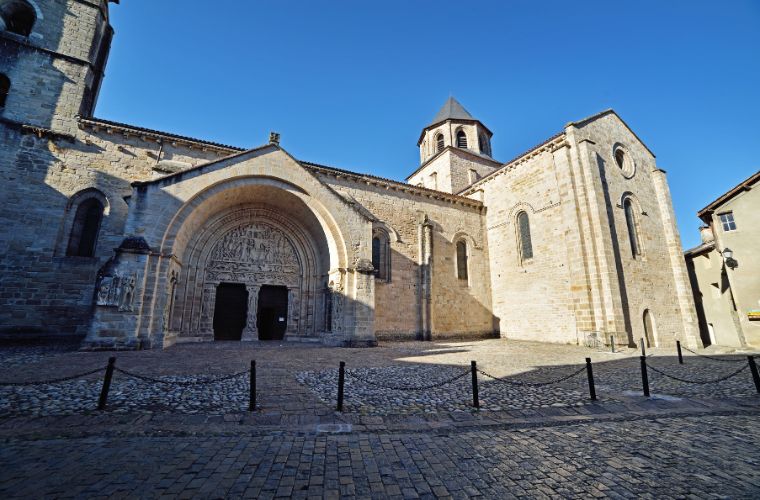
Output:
676,341,684,365
248,360,256,412
585,358,597,401
748,356,760,394
471,361,479,409
640,338,646,357
610,335,615,353
640,355,650,397
98,357,116,410
337,361,345,412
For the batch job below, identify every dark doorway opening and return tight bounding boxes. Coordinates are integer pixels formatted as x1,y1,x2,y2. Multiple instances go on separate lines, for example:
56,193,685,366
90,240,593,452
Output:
213,283,248,341
257,285,288,340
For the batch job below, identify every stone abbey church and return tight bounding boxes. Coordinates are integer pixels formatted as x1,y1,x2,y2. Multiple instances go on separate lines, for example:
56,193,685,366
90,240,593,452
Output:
0,0,701,350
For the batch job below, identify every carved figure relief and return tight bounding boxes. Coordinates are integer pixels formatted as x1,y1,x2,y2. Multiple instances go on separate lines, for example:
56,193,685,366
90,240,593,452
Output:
95,270,138,312
205,223,301,286
118,274,136,312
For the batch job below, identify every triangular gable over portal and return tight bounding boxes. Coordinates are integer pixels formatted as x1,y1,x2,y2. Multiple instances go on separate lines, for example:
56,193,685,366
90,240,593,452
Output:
132,143,375,223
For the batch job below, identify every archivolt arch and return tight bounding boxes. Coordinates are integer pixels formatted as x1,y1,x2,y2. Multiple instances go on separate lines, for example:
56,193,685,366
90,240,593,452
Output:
159,176,349,272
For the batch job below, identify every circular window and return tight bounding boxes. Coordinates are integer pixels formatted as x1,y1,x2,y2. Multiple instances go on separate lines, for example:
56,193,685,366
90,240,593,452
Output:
613,145,635,178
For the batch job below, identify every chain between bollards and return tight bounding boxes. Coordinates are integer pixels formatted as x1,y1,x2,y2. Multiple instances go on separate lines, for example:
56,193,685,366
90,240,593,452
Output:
337,361,345,412
248,360,256,411
97,356,116,410
471,360,479,409
748,356,760,394
585,358,597,400
640,355,650,397
676,341,684,364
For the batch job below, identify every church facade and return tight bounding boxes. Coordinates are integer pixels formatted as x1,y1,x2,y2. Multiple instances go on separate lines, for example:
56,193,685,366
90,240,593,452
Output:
0,0,701,349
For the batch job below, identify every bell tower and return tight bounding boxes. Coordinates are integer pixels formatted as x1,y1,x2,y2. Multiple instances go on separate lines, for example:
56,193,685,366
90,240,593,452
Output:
407,97,500,194
0,0,116,134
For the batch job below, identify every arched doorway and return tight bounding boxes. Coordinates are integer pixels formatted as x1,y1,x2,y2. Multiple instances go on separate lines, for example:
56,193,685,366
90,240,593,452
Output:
169,184,333,342
643,309,657,347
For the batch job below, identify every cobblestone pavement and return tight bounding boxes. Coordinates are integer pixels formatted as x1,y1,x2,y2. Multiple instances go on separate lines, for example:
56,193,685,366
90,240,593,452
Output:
1,340,758,417
1,414,759,498
1,340,759,497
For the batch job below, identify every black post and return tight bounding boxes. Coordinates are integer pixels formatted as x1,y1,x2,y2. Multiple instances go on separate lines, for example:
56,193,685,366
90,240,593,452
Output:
98,357,116,411
585,358,597,401
337,361,345,412
471,361,479,409
248,360,256,411
640,338,646,357
748,356,760,394
640,355,650,397
676,341,684,365
610,335,615,353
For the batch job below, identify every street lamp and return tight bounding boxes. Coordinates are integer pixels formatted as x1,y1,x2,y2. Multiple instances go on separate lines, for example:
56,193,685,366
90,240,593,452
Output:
722,247,738,269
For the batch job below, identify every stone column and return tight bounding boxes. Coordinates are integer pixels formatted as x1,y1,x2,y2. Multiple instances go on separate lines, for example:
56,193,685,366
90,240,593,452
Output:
418,214,433,341
243,284,259,341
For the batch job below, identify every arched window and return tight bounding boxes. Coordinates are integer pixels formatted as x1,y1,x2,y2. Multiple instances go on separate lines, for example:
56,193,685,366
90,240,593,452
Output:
456,130,468,149
435,133,444,153
456,240,468,281
66,197,104,257
0,0,37,37
623,198,641,258
0,73,9,108
371,229,391,281
517,211,533,261
478,133,490,156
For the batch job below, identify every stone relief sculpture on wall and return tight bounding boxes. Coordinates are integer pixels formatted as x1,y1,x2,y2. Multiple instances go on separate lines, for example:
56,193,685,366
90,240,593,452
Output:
95,263,137,313
205,223,301,286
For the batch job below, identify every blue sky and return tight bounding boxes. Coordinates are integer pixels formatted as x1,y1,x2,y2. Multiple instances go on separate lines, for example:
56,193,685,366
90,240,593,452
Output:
98,1,760,249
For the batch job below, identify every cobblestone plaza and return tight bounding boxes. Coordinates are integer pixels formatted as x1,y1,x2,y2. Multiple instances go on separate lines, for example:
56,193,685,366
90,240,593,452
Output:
1,339,759,497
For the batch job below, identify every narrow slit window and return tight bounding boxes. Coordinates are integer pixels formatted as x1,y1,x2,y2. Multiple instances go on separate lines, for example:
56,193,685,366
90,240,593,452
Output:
624,198,641,258
456,240,468,281
517,211,533,261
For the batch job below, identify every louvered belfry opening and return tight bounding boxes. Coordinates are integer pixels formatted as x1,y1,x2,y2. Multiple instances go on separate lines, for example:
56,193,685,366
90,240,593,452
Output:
456,130,468,148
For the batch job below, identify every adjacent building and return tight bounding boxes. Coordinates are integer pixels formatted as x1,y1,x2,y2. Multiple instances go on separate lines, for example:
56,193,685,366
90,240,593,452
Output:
685,171,760,348
0,0,701,350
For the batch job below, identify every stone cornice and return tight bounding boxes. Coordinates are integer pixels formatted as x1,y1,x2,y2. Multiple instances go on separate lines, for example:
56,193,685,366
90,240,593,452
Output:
458,133,567,196
77,116,243,154
302,162,484,210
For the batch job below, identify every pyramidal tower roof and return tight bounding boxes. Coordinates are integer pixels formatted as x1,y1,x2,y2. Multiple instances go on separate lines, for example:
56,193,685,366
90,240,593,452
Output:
429,96,475,126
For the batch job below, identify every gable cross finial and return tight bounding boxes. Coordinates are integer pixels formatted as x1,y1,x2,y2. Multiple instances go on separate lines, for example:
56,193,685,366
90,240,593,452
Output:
269,131,280,145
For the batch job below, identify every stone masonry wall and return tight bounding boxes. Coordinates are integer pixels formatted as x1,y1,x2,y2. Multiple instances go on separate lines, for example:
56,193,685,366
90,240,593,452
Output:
0,123,231,336
311,170,494,340
570,113,697,347
469,148,578,344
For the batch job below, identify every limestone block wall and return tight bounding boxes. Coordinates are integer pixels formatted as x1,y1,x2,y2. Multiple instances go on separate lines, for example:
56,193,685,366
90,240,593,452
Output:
570,113,698,347
407,149,498,194
310,167,494,340
0,123,233,336
0,0,112,133
468,148,578,344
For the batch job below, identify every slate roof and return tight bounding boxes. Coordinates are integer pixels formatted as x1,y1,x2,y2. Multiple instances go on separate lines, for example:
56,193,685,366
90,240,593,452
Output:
429,97,476,126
